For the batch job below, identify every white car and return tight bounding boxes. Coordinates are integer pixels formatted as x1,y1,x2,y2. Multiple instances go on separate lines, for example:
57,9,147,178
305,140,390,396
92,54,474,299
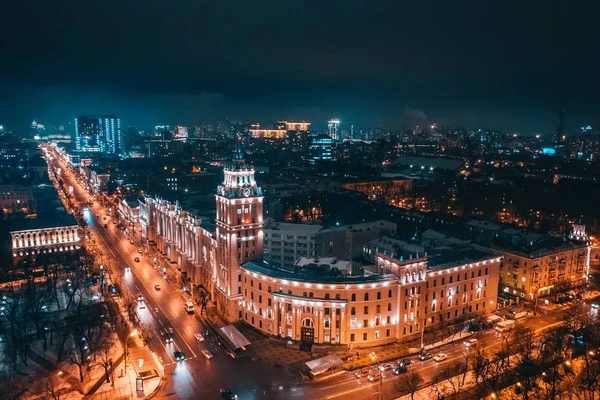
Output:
201,349,213,359
591,303,599,309
194,333,205,343
463,338,478,347
433,353,447,362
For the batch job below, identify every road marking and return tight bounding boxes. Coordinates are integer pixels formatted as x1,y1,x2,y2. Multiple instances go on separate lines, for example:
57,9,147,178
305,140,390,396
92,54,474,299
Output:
325,383,375,399
319,379,357,391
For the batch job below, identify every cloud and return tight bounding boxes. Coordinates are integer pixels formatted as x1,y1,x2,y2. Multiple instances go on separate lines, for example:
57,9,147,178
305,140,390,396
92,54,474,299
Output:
404,107,427,121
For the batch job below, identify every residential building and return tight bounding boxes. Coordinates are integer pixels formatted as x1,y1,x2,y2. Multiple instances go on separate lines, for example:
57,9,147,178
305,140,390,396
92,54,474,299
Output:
75,116,122,154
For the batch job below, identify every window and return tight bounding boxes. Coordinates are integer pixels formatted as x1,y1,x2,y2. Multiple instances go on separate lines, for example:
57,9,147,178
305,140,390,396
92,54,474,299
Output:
442,277,445,285
325,293,330,299
478,269,482,277
363,319,368,327
377,291,381,300
335,294,341,299
351,293,356,301
386,328,391,337
309,292,314,298
268,299,272,307
485,268,488,275
303,292,307,297
449,276,453,283
363,332,368,341
364,306,369,314
376,305,381,313
350,333,355,342
325,307,330,315
324,319,330,328
433,280,437,287
258,295,262,303
364,293,369,301
387,303,392,311
250,280,254,287
258,282,262,290
375,331,380,340
388,289,393,298
351,307,356,315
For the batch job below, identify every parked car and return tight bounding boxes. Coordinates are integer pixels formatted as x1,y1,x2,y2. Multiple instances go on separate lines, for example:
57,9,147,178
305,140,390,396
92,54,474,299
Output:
134,257,140,262
103,224,108,228
464,338,478,347
201,349,214,359
433,353,447,362
154,284,161,291
355,368,369,379
137,293,144,301
418,352,432,361
393,365,408,375
398,358,413,366
194,333,205,343
591,303,599,309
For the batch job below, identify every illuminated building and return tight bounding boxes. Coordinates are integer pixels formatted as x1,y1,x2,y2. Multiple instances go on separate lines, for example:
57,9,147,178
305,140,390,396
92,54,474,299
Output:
140,144,502,346
328,119,340,140
75,116,122,154
496,227,591,299
174,125,188,140
276,121,311,132
250,124,287,139
241,247,501,346
308,134,336,164
0,185,35,214
140,142,264,322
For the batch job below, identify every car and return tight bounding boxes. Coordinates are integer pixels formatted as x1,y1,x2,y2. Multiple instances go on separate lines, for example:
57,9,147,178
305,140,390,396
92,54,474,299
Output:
393,365,408,375
194,333,205,343
130,240,135,245
138,248,143,254
174,350,185,361
398,358,413,366
355,368,369,379
154,284,161,291
379,363,394,371
124,266,131,272
591,303,599,309
418,352,432,361
104,224,108,228
367,371,381,382
134,257,140,262
137,293,144,301
201,349,214,359
464,338,479,347
161,328,174,343
433,353,448,362
103,216,107,221
220,389,238,400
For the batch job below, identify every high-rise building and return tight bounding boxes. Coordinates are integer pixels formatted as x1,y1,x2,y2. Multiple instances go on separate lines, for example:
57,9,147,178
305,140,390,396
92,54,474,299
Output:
308,134,336,164
75,116,122,154
328,119,340,140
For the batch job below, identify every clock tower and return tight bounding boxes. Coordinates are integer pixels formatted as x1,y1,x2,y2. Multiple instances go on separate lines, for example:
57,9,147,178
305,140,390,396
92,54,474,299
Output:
215,141,264,321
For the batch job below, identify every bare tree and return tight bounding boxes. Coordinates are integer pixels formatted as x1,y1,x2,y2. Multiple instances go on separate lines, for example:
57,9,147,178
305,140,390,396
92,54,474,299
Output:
439,355,470,399
512,327,540,400
396,370,424,400
90,330,116,384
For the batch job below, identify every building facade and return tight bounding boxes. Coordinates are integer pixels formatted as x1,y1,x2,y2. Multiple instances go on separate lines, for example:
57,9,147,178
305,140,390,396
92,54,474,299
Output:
75,116,122,154
240,249,501,347
139,146,503,346
496,241,590,300
11,223,81,258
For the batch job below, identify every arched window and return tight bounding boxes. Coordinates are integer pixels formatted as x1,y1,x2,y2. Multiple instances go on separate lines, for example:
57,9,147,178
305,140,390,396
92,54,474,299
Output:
335,294,341,299
364,293,369,301
288,290,292,295
404,273,409,283
388,289,393,298
324,293,330,299
303,292,307,297
418,271,423,281
351,293,356,301
376,291,381,300
309,292,314,298
412,272,416,282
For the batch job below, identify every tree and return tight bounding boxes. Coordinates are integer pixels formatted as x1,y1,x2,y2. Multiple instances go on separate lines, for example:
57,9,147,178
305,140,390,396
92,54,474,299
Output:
396,370,424,400
512,327,540,400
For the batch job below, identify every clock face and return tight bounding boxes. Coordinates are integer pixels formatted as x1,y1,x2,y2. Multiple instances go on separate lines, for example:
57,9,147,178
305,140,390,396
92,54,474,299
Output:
242,188,251,197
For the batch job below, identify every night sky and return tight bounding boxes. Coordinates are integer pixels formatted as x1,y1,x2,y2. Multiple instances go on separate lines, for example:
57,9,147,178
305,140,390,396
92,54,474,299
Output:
1,1,599,133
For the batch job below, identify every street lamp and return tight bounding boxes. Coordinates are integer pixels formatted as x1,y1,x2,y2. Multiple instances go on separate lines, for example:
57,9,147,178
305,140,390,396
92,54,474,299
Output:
420,317,431,350
124,329,138,372
370,352,382,400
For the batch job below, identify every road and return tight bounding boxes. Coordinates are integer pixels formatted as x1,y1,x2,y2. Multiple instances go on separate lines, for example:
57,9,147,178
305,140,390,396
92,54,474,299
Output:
46,152,305,400
43,149,599,400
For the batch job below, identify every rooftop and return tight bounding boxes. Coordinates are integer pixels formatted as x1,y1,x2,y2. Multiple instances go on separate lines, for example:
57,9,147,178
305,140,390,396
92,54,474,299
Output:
427,246,500,271
493,238,589,259
242,259,397,284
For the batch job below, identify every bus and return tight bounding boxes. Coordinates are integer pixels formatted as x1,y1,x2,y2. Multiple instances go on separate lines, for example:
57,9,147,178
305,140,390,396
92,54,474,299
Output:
495,320,516,333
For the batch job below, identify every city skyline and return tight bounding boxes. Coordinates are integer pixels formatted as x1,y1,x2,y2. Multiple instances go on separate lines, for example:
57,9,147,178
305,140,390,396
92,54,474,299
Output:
2,1,600,134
